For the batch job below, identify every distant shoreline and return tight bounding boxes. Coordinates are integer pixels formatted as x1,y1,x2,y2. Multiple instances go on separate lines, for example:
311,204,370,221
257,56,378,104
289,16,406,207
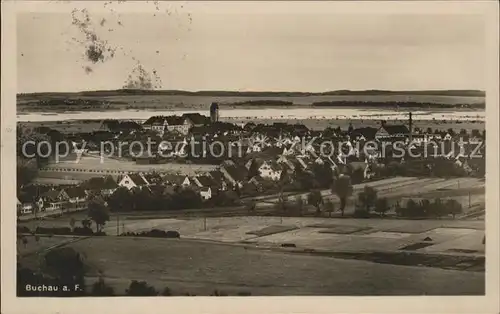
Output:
17,88,486,98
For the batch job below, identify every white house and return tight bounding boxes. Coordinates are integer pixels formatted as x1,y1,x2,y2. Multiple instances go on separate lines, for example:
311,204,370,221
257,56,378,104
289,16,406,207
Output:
118,173,149,190
258,161,282,181
17,198,34,215
200,187,212,200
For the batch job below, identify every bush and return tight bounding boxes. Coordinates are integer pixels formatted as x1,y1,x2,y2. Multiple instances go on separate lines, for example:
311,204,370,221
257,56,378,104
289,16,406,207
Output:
119,229,180,239
126,280,158,296
237,291,252,296
161,287,173,296
353,209,371,218
211,289,228,296
36,227,72,235
91,277,115,296
73,227,94,236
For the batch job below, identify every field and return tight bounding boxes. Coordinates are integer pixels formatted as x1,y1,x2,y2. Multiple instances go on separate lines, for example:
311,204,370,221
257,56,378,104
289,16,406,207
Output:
39,155,217,178
18,236,485,295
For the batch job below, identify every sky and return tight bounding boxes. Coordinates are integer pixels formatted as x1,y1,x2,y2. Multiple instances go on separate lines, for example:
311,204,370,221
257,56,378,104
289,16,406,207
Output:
17,3,487,93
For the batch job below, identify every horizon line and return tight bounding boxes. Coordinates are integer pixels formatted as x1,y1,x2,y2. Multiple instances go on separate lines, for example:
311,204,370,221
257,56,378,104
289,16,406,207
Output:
17,88,486,96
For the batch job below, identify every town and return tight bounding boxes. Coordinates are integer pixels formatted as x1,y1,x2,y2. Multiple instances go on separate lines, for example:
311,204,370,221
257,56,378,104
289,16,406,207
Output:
17,103,485,221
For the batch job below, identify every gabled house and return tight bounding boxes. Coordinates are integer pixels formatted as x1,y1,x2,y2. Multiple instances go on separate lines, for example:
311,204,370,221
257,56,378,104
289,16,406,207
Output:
17,194,34,215
314,156,338,171
375,123,410,140
38,188,68,211
209,170,228,191
200,187,212,200
182,113,210,127
192,175,217,189
220,160,248,188
118,173,149,190
258,161,283,181
351,127,378,141
65,187,87,207
83,176,118,196
163,174,191,187
143,116,192,136
143,172,163,185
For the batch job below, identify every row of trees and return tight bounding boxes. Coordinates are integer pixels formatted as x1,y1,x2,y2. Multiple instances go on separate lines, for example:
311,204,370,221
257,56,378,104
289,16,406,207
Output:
107,186,240,213
396,198,463,219
273,174,353,217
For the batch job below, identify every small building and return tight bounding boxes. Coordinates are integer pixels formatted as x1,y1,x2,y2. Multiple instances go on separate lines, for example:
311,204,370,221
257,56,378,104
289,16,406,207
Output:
375,123,410,140
118,173,149,190
200,187,212,200
17,195,34,215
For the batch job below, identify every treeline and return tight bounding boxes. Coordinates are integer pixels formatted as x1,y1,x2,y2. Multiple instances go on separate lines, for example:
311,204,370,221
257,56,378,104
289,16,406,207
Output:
18,89,485,98
395,198,463,219
119,229,180,238
312,101,485,109
107,186,241,212
230,100,293,106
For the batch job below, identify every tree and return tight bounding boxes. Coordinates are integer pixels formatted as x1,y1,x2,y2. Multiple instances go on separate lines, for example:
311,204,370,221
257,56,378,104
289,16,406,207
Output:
245,201,256,214
374,197,389,217
107,187,133,212
459,129,468,137
406,199,421,217
81,218,92,229
294,195,304,216
307,190,323,215
44,247,86,295
21,236,28,248
275,193,287,214
126,280,158,296
419,199,432,217
69,218,76,232
311,163,333,188
91,277,115,296
351,167,365,184
88,198,110,232
234,184,241,198
323,199,335,217
426,127,433,134
471,129,481,138
358,186,378,212
430,198,445,219
17,157,39,187
445,199,463,219
247,160,261,180
332,175,353,216
161,287,173,296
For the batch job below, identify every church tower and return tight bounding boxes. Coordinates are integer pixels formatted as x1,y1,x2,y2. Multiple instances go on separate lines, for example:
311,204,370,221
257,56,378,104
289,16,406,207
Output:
210,102,219,123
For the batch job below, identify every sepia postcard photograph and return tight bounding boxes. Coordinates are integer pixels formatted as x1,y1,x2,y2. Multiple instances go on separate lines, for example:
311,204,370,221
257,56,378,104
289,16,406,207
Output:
1,1,499,314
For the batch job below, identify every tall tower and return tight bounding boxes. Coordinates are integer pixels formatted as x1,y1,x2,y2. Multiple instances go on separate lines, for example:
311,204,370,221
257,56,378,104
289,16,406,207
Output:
210,102,219,123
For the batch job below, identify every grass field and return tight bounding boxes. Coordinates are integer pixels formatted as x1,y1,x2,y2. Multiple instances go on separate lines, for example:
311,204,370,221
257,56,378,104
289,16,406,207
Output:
18,236,485,295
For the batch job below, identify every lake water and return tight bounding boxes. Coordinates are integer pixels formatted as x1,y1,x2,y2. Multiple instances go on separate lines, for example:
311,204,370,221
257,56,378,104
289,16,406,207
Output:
17,108,485,122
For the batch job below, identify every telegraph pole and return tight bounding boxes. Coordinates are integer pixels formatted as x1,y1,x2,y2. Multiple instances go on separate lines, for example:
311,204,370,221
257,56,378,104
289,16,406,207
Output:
204,217,207,231
468,192,471,208
116,215,119,235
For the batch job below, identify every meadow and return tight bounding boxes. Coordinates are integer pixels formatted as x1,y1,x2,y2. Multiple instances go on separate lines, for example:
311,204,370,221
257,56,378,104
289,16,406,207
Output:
17,236,485,296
